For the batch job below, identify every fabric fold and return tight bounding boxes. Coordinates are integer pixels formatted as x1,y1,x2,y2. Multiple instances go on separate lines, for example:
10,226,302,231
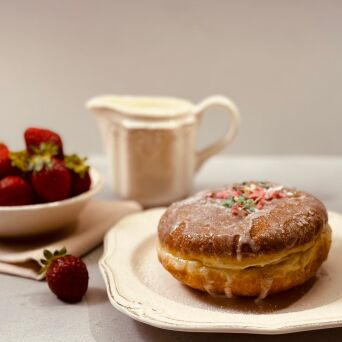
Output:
0,200,141,280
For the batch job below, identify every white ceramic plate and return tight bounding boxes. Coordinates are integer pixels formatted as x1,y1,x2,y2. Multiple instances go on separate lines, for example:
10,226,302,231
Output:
99,209,342,334
0,168,103,237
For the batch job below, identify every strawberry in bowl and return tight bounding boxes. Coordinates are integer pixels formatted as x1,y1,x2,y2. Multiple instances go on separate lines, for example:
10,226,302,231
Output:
0,128,103,237
25,127,64,158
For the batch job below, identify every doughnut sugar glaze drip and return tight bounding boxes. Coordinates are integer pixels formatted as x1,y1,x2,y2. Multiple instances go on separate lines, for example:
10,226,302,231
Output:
158,181,328,260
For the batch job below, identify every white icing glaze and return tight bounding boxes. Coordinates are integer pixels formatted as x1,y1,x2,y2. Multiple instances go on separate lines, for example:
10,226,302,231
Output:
223,276,234,298
257,277,274,301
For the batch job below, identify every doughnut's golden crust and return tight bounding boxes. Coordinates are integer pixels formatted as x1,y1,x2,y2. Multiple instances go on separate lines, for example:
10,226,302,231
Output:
158,225,331,297
157,183,331,297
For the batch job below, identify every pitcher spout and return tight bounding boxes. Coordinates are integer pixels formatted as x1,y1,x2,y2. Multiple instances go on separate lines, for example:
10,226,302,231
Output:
86,95,120,113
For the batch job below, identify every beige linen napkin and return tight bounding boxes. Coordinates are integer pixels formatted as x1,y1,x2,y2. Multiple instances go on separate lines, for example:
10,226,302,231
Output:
0,200,141,280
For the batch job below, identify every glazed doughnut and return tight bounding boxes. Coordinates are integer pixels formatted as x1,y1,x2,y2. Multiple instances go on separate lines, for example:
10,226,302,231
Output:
157,181,331,299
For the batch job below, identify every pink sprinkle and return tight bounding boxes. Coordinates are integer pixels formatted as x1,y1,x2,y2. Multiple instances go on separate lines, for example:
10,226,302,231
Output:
232,190,241,197
273,192,286,199
214,191,229,199
249,187,265,201
256,199,265,210
231,204,240,215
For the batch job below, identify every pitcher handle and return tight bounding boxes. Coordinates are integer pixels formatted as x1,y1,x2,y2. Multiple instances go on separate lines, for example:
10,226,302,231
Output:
194,95,240,171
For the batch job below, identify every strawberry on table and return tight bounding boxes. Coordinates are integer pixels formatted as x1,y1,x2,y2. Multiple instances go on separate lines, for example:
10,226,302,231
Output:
40,247,89,303
0,176,33,206
24,127,64,158
64,154,91,196
30,156,71,202
0,143,13,178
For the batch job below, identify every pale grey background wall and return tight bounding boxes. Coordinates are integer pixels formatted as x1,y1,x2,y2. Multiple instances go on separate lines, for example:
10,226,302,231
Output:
0,0,341,155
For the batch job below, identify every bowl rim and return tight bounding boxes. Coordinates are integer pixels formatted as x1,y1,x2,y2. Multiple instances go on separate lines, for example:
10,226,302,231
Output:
0,167,104,211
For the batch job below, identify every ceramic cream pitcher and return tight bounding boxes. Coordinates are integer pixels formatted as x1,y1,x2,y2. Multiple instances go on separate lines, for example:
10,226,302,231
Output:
87,95,240,207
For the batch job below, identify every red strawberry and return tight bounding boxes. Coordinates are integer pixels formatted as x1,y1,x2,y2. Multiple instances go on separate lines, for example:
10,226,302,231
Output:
0,143,13,178
0,176,33,206
71,171,91,196
40,248,89,303
24,128,64,158
30,157,71,202
64,154,91,196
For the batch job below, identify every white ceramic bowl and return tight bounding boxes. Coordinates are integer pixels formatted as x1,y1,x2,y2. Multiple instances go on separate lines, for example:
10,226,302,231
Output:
0,168,103,237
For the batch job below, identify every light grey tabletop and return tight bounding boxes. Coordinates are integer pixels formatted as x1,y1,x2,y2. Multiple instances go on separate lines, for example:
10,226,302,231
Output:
1,155,342,342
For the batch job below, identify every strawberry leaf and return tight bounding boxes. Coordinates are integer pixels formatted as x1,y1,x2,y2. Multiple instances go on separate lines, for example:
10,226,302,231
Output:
9,150,30,172
39,247,68,275
64,154,89,178
28,155,53,173
43,249,53,259
31,142,59,157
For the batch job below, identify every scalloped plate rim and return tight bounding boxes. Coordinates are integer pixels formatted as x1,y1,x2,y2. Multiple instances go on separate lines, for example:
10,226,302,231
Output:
99,209,342,334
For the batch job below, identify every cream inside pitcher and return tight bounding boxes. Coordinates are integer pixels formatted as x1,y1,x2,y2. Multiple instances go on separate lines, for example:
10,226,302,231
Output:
87,95,240,207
